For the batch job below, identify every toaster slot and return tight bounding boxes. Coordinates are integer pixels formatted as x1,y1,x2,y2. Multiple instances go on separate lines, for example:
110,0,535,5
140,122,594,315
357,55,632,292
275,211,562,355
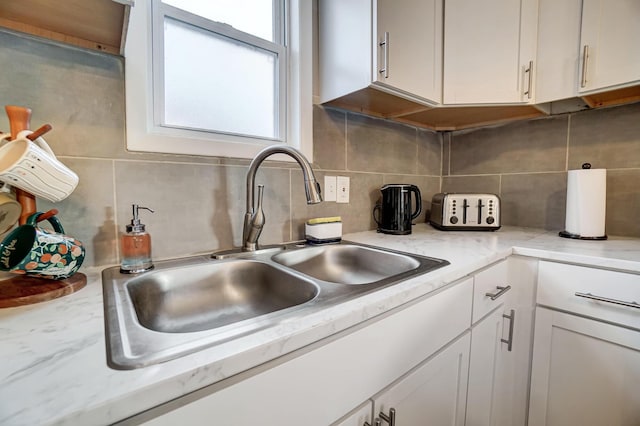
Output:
462,198,469,224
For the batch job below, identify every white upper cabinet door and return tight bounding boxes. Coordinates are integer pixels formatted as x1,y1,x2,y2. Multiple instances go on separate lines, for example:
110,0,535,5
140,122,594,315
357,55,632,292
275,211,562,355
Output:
579,0,640,93
318,0,443,105
375,0,443,102
535,0,582,103
443,0,538,104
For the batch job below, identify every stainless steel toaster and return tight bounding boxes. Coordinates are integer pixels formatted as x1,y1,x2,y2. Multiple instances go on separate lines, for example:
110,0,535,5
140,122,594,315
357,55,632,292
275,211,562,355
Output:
430,193,501,231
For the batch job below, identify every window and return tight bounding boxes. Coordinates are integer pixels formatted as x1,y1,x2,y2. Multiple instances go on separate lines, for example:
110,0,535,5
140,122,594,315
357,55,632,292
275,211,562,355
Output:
124,0,312,159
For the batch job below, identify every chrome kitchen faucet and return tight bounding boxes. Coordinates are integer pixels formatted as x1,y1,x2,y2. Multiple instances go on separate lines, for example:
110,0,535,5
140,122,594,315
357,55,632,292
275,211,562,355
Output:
242,145,322,251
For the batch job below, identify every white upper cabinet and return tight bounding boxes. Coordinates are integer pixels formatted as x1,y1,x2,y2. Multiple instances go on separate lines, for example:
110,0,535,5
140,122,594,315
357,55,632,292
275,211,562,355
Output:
578,0,640,93
443,0,537,105
318,0,442,105
535,0,582,103
443,0,538,104
375,0,443,102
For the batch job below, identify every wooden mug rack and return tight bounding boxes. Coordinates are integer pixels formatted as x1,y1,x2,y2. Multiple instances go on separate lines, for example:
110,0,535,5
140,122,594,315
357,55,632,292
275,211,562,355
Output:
0,105,86,308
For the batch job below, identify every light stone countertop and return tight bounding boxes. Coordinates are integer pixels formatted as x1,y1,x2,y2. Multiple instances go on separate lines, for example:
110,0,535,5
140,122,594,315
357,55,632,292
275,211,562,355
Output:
1,225,639,426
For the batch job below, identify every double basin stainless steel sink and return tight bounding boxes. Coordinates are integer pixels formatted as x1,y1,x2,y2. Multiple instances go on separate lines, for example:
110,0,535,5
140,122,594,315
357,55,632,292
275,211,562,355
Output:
102,241,449,369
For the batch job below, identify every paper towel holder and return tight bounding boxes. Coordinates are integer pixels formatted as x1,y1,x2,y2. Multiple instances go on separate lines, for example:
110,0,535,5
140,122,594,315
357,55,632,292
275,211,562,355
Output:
559,230,607,240
559,162,608,240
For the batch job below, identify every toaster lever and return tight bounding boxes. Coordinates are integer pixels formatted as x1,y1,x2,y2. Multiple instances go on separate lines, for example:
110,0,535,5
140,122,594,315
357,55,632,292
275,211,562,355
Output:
477,199,484,224
462,198,469,224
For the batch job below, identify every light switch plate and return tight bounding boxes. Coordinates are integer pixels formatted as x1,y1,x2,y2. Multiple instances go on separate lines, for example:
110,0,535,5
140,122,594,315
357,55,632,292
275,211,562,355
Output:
336,176,350,203
324,176,337,202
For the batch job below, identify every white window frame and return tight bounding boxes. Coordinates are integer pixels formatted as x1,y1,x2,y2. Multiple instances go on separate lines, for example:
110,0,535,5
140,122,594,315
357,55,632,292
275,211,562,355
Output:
124,0,313,160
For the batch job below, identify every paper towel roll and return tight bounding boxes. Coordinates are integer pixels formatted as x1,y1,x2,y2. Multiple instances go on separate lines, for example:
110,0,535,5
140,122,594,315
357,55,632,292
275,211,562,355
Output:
564,167,606,238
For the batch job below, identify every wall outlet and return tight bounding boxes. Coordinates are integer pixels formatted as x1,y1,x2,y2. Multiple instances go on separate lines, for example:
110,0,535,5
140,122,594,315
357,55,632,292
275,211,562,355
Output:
324,176,337,202
336,176,350,203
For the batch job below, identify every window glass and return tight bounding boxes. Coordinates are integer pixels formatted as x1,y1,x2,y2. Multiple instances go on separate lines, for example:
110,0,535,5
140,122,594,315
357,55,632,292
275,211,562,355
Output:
124,0,312,160
163,0,275,41
163,17,277,139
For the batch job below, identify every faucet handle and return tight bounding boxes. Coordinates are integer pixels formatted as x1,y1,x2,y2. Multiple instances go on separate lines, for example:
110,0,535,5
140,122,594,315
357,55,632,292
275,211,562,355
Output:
255,185,265,216
244,185,265,250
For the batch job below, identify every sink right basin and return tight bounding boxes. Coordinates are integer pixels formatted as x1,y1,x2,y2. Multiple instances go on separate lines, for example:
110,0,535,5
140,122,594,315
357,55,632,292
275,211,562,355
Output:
272,244,422,285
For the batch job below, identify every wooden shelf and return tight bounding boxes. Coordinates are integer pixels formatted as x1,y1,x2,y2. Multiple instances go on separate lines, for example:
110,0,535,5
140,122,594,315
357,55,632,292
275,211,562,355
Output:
0,0,133,55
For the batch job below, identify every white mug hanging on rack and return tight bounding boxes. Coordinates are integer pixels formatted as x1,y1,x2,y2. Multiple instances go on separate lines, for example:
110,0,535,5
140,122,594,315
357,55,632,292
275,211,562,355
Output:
0,130,79,202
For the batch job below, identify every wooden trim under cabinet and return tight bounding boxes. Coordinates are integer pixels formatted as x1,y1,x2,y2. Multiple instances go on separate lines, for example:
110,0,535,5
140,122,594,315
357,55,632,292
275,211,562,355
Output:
323,86,547,131
0,0,133,55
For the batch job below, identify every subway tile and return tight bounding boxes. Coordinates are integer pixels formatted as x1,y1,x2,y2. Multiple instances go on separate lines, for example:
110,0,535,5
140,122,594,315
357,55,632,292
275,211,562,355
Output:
0,31,128,159
500,173,567,230
442,175,501,195
114,161,291,259
449,115,568,175
417,129,442,176
313,106,346,171
291,170,384,239
346,113,418,174
606,169,640,237
568,102,640,170
38,158,117,267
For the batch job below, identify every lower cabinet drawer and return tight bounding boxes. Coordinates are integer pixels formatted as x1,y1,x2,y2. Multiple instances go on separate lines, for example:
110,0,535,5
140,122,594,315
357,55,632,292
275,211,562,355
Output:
472,260,509,323
537,261,640,329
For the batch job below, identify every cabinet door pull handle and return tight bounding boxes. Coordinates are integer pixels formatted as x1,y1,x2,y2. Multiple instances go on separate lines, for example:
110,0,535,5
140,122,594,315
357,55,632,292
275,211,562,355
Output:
524,60,533,99
379,32,389,78
379,408,396,426
364,419,382,426
575,292,640,309
501,309,515,352
485,285,511,301
581,45,589,88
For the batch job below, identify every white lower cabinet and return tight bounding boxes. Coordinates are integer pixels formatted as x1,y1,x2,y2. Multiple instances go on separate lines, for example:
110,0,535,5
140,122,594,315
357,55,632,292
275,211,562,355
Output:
465,256,536,426
136,278,474,426
529,308,640,426
332,401,373,426
131,257,543,426
370,333,471,426
528,261,640,426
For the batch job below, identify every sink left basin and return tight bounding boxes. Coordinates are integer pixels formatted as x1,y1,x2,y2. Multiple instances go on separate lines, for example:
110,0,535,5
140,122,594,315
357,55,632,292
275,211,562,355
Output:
102,256,319,370
128,260,318,333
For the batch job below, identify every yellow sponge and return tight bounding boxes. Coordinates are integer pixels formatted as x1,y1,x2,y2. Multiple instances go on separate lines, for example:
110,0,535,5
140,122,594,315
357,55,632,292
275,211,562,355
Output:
305,217,342,243
306,216,342,225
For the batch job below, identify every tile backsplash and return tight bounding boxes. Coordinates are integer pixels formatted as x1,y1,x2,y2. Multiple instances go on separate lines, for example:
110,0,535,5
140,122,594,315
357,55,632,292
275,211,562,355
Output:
0,31,441,267
443,102,640,236
1,30,639,267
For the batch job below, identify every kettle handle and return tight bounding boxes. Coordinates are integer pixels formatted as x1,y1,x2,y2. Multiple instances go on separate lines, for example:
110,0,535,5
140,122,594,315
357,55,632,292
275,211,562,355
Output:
409,185,422,221
373,203,382,226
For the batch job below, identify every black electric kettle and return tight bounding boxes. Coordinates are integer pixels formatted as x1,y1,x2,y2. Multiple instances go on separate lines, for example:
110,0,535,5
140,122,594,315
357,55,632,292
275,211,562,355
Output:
373,184,422,235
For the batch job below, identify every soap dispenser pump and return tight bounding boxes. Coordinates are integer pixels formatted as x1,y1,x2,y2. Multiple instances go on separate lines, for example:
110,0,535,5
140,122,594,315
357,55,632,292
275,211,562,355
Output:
120,204,154,273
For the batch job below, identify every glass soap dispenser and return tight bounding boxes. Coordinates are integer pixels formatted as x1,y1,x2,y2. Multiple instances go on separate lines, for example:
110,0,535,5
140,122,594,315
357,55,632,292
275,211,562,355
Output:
120,204,154,273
